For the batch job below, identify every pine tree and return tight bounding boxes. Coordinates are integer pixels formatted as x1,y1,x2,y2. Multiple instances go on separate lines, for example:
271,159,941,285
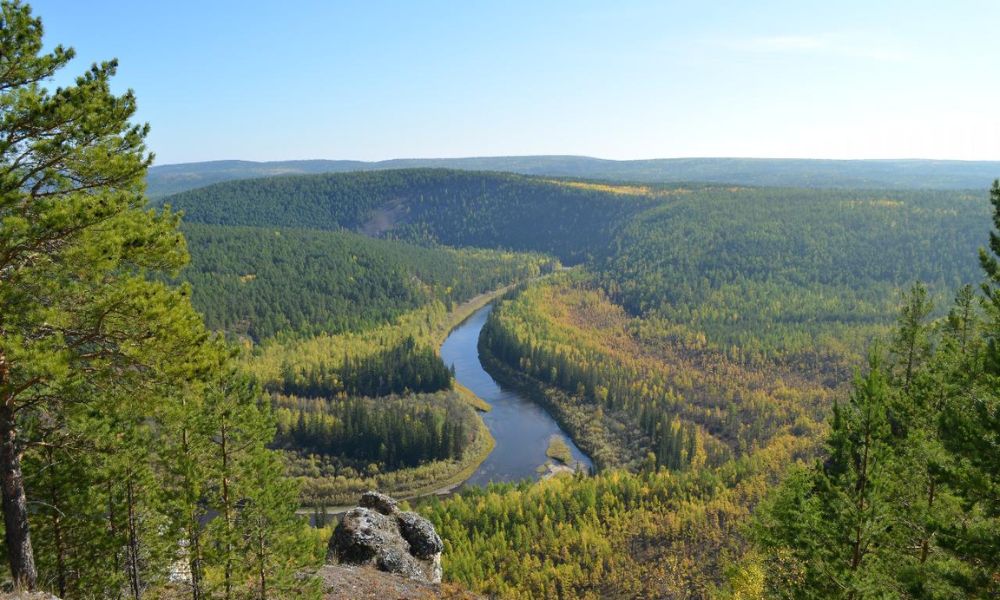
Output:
752,353,904,597
750,183,1000,598
202,374,319,599
0,0,215,587
888,282,934,394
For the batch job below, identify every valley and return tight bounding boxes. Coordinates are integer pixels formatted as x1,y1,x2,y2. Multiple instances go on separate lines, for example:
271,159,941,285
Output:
9,160,999,597
158,168,994,597
5,3,998,597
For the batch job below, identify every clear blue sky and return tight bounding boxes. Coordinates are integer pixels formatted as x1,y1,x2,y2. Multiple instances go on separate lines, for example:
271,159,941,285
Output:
29,0,1000,165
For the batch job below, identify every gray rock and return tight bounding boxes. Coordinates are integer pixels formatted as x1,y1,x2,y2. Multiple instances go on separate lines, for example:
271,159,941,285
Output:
329,494,443,584
359,490,398,515
397,511,444,559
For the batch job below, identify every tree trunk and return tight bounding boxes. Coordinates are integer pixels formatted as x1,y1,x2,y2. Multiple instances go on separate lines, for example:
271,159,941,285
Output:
0,400,38,590
125,474,142,600
46,447,67,597
258,531,267,600
188,520,203,600
919,477,936,564
221,421,233,600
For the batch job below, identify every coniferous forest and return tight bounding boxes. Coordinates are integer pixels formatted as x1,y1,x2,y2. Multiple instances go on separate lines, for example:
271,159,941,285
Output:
1,1,998,598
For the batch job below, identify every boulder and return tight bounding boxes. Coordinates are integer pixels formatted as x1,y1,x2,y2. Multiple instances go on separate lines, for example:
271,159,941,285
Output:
329,492,444,584
358,491,398,515
397,511,444,559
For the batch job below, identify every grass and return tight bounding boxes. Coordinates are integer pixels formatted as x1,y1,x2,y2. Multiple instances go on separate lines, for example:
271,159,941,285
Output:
546,435,573,465
455,381,491,412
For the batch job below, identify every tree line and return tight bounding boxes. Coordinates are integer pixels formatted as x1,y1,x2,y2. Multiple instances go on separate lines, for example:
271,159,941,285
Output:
272,392,473,470
278,336,452,399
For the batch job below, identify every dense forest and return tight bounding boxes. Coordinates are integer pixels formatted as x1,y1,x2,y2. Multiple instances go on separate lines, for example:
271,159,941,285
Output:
273,392,477,471
178,223,551,340
417,187,1000,598
161,164,995,592
598,187,987,367
163,167,994,597
163,169,654,263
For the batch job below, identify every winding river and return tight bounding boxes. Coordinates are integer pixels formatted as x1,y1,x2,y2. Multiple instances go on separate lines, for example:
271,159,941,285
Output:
441,303,593,486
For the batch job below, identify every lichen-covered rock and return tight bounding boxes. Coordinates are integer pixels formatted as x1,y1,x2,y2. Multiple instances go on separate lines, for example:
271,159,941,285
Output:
359,490,398,515
397,511,444,559
319,563,482,599
329,492,444,584
331,507,402,565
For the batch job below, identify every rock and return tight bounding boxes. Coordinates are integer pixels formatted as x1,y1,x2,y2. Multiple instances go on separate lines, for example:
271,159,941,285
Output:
318,564,482,599
329,492,444,584
359,490,398,515
397,511,444,559
331,508,401,565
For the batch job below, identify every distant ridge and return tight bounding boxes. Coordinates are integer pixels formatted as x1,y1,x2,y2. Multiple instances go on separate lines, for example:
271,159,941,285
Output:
146,155,1000,197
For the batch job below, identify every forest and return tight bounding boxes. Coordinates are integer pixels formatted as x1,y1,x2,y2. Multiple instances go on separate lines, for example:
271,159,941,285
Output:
417,186,1000,598
177,223,551,341
146,156,1000,198
170,221,546,505
162,168,654,263
272,392,476,471
159,161,995,596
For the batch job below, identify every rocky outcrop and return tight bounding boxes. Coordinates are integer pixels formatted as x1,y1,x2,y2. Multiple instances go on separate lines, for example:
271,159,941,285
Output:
319,564,481,600
328,492,444,584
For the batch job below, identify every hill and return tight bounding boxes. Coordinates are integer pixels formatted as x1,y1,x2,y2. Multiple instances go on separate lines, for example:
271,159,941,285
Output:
147,156,1000,197
165,169,653,263
177,223,548,341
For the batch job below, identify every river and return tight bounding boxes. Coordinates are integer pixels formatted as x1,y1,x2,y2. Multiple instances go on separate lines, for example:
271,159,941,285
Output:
440,303,593,486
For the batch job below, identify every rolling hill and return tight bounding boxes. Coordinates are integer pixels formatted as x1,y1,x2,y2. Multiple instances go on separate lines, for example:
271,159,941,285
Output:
147,156,1000,197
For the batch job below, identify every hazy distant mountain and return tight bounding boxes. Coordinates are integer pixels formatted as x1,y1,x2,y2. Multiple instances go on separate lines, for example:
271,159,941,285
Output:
146,156,1000,198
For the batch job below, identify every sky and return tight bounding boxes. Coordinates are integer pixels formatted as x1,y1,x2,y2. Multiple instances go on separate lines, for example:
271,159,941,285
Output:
28,0,1000,165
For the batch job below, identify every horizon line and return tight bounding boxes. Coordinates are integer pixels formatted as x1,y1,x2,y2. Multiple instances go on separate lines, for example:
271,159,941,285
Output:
150,154,1000,169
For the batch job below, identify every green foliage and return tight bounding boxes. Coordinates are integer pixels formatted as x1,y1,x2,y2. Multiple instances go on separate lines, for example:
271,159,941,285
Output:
197,375,320,599
600,187,987,367
165,169,653,263
0,0,210,589
273,392,477,470
178,223,550,341
752,356,908,597
0,2,323,594
748,185,1000,598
